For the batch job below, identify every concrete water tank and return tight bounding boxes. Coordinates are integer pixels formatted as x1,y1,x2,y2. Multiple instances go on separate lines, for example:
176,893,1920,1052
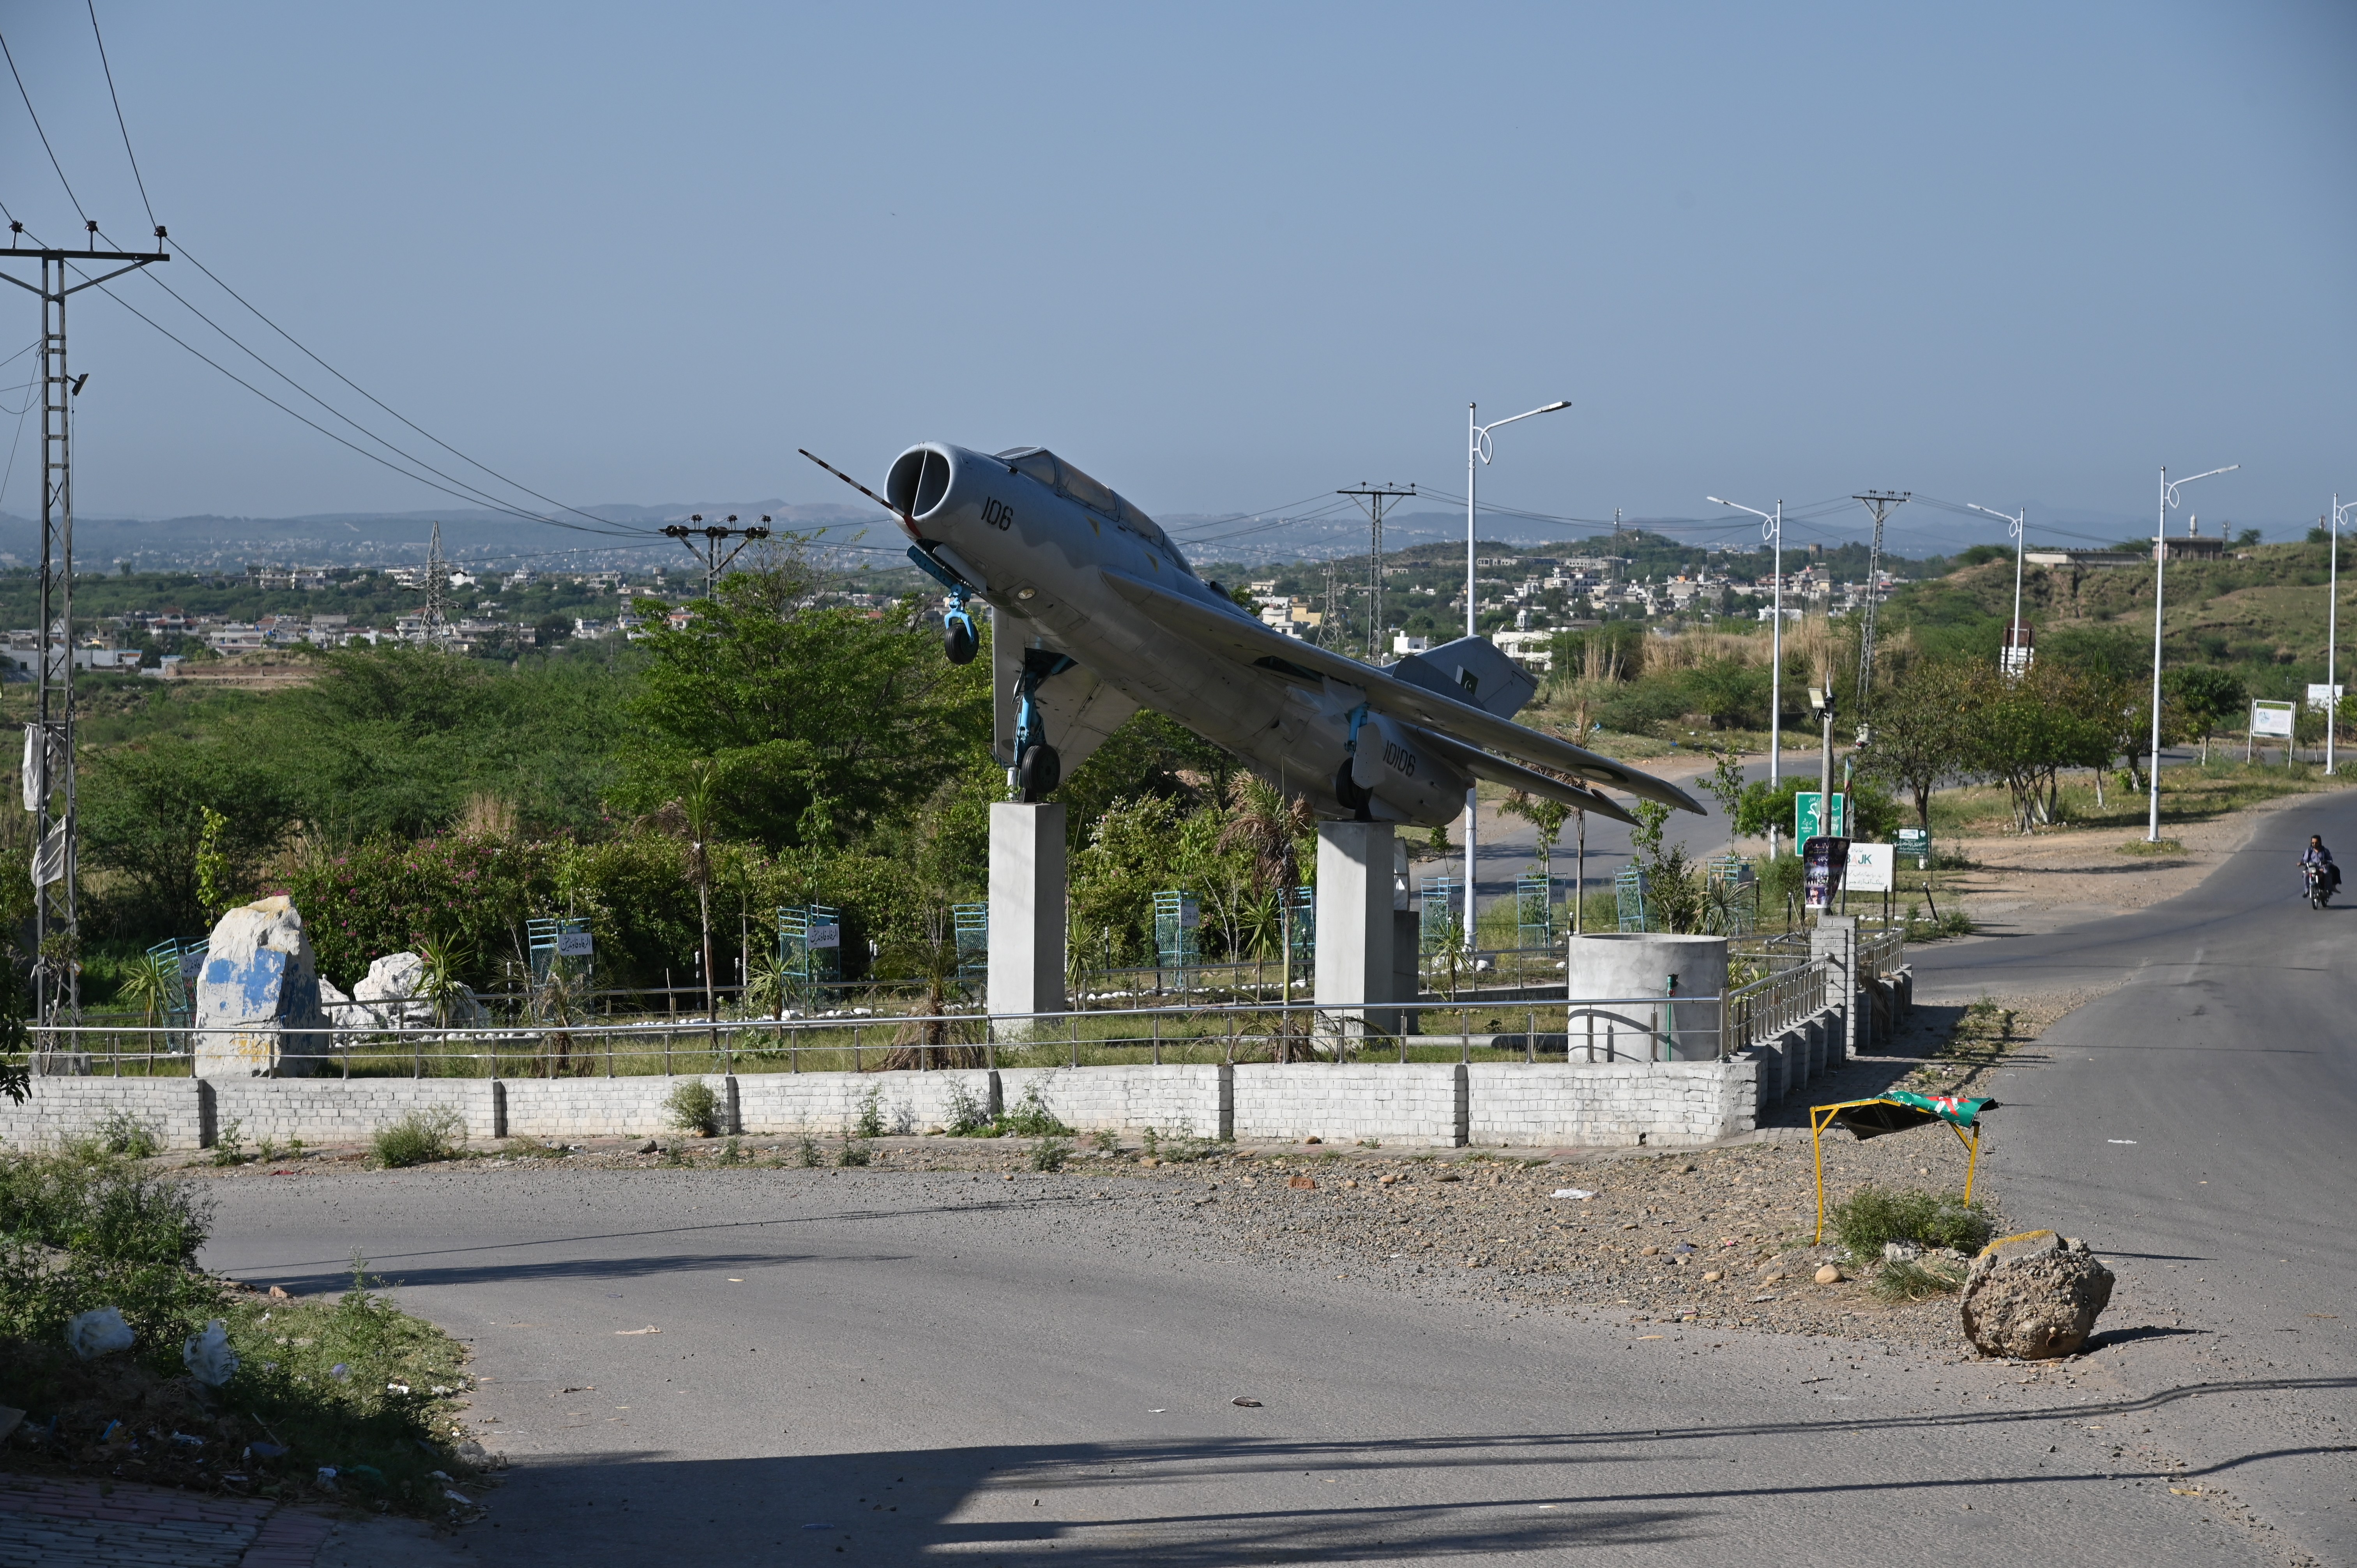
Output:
1565,933,1730,1062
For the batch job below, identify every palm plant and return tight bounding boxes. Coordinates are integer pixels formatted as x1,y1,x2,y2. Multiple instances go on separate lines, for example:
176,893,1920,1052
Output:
1218,776,1316,1060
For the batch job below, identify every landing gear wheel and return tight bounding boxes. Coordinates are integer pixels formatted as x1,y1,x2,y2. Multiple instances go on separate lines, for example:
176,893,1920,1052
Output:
1332,760,1373,823
1018,743,1062,802
943,619,977,665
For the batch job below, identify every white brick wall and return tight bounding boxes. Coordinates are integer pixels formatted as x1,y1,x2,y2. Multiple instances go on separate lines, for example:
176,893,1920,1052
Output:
0,1079,208,1150
0,976,1907,1154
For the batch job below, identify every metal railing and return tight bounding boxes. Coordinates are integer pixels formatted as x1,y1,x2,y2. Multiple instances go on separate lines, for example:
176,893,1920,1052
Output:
1724,957,1829,1059
21,989,1758,1079
1857,926,1906,984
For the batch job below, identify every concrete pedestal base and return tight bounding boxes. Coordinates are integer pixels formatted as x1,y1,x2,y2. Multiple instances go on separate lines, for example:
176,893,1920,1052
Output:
1313,822,1396,1049
987,802,1066,1035
1810,915,1856,1065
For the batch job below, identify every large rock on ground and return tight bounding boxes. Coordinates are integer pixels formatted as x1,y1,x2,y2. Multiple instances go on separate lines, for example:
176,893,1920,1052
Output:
193,896,330,1077
1960,1230,2115,1359
351,952,483,1030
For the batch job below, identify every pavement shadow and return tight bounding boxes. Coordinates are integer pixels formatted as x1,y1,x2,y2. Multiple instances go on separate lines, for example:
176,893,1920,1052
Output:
460,1377,2357,1565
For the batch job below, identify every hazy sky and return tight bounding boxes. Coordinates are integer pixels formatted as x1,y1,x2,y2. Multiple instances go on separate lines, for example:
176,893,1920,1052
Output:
1,1,2351,558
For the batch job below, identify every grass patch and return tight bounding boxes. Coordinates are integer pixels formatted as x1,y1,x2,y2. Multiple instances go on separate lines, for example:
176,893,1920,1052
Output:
0,1143,479,1517
1870,1255,1970,1303
370,1107,465,1169
662,1078,723,1138
1828,1183,1996,1258
2118,838,2184,855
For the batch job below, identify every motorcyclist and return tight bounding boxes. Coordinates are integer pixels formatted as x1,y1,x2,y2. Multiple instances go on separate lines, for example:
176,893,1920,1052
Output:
2300,835,2340,895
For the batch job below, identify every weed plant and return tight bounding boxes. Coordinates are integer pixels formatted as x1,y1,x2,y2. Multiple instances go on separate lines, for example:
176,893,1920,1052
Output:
663,1078,723,1137
210,1119,249,1167
1087,1129,1118,1153
942,1081,994,1136
795,1136,822,1167
1829,1183,1995,1258
95,1110,160,1159
854,1085,887,1140
999,1084,1072,1139
370,1107,464,1169
836,1137,872,1167
717,1137,743,1165
1030,1136,1072,1172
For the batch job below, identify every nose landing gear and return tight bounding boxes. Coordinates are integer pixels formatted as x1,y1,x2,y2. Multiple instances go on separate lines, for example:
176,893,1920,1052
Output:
942,583,978,665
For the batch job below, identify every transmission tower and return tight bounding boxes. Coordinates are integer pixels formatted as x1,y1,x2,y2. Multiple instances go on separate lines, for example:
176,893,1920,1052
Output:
663,513,773,599
421,522,453,645
1852,490,1910,715
1338,484,1415,660
0,226,170,1031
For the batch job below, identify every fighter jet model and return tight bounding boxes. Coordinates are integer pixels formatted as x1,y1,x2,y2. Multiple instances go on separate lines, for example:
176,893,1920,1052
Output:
801,442,1703,827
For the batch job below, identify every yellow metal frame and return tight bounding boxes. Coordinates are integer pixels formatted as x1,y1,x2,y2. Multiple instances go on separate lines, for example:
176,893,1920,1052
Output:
1810,1098,1982,1244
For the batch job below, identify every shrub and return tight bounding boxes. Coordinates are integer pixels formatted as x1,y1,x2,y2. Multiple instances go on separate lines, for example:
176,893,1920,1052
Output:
795,1136,822,1167
371,1107,465,1169
835,1137,872,1167
96,1110,160,1160
1871,1255,1970,1303
1828,1183,1995,1259
210,1118,249,1167
0,1147,213,1265
1029,1136,1072,1172
663,1078,723,1137
999,1083,1071,1139
942,1081,994,1136
853,1084,886,1140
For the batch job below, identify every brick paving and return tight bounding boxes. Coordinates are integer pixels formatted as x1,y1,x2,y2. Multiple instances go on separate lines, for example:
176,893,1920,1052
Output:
0,1472,331,1568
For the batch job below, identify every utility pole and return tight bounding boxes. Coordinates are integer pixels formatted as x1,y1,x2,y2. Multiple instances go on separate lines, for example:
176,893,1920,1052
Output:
1851,491,1909,715
1338,484,1415,661
663,514,772,600
0,226,170,1033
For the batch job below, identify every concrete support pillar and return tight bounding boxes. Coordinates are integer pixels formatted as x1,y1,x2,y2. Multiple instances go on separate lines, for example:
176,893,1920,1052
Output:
1811,914,1856,1065
987,802,1066,1033
1313,822,1395,1050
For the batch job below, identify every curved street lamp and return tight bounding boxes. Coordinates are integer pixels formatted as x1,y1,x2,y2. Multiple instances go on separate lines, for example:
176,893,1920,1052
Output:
2147,464,2238,841
1966,502,2028,676
1460,399,1569,949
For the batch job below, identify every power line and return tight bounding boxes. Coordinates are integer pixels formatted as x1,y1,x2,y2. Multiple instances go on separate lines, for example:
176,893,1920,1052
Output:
0,28,88,224
85,2,156,233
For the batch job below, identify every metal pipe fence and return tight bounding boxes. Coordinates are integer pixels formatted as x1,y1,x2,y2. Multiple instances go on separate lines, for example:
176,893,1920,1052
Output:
22,989,1759,1079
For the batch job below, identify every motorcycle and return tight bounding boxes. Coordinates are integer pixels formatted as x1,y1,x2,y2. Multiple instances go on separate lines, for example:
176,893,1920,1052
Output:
2305,862,2335,909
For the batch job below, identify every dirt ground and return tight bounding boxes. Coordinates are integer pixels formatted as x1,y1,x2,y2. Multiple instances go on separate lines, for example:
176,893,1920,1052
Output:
177,978,2090,1363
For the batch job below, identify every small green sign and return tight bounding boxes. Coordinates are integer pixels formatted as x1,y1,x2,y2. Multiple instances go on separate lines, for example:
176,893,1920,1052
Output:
1897,826,1931,869
1795,791,1846,842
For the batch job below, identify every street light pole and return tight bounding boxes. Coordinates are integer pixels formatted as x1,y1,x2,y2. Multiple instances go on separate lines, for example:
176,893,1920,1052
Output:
2331,494,2355,774
2147,464,2238,842
1967,502,2028,675
1463,399,1570,949
1709,496,1784,851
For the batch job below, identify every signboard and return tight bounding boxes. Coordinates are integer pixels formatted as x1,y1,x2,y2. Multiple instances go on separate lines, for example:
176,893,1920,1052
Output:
1846,843,1895,894
554,929,594,958
1896,826,1931,870
809,922,842,950
2308,684,2345,710
1795,791,1846,842
2251,700,2297,739
1801,836,1849,911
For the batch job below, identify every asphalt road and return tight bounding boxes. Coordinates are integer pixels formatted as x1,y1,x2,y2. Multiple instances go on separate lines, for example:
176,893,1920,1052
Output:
1901,778,2357,1562
198,773,2357,1568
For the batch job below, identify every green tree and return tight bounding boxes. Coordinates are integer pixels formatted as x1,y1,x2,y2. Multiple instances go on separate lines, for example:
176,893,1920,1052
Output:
620,579,989,848
1859,662,1970,830
2164,666,2246,763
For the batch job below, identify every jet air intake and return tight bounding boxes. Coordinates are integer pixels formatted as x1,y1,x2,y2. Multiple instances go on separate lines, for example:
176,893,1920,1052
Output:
887,445,956,522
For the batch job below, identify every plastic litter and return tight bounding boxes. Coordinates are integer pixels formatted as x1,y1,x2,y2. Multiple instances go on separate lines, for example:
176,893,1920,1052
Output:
329,1363,351,1380
444,1488,474,1506
1551,1188,1595,1201
316,1466,339,1487
170,1432,204,1447
182,1321,239,1387
67,1307,135,1360
1232,1397,1263,1407
248,1442,288,1459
